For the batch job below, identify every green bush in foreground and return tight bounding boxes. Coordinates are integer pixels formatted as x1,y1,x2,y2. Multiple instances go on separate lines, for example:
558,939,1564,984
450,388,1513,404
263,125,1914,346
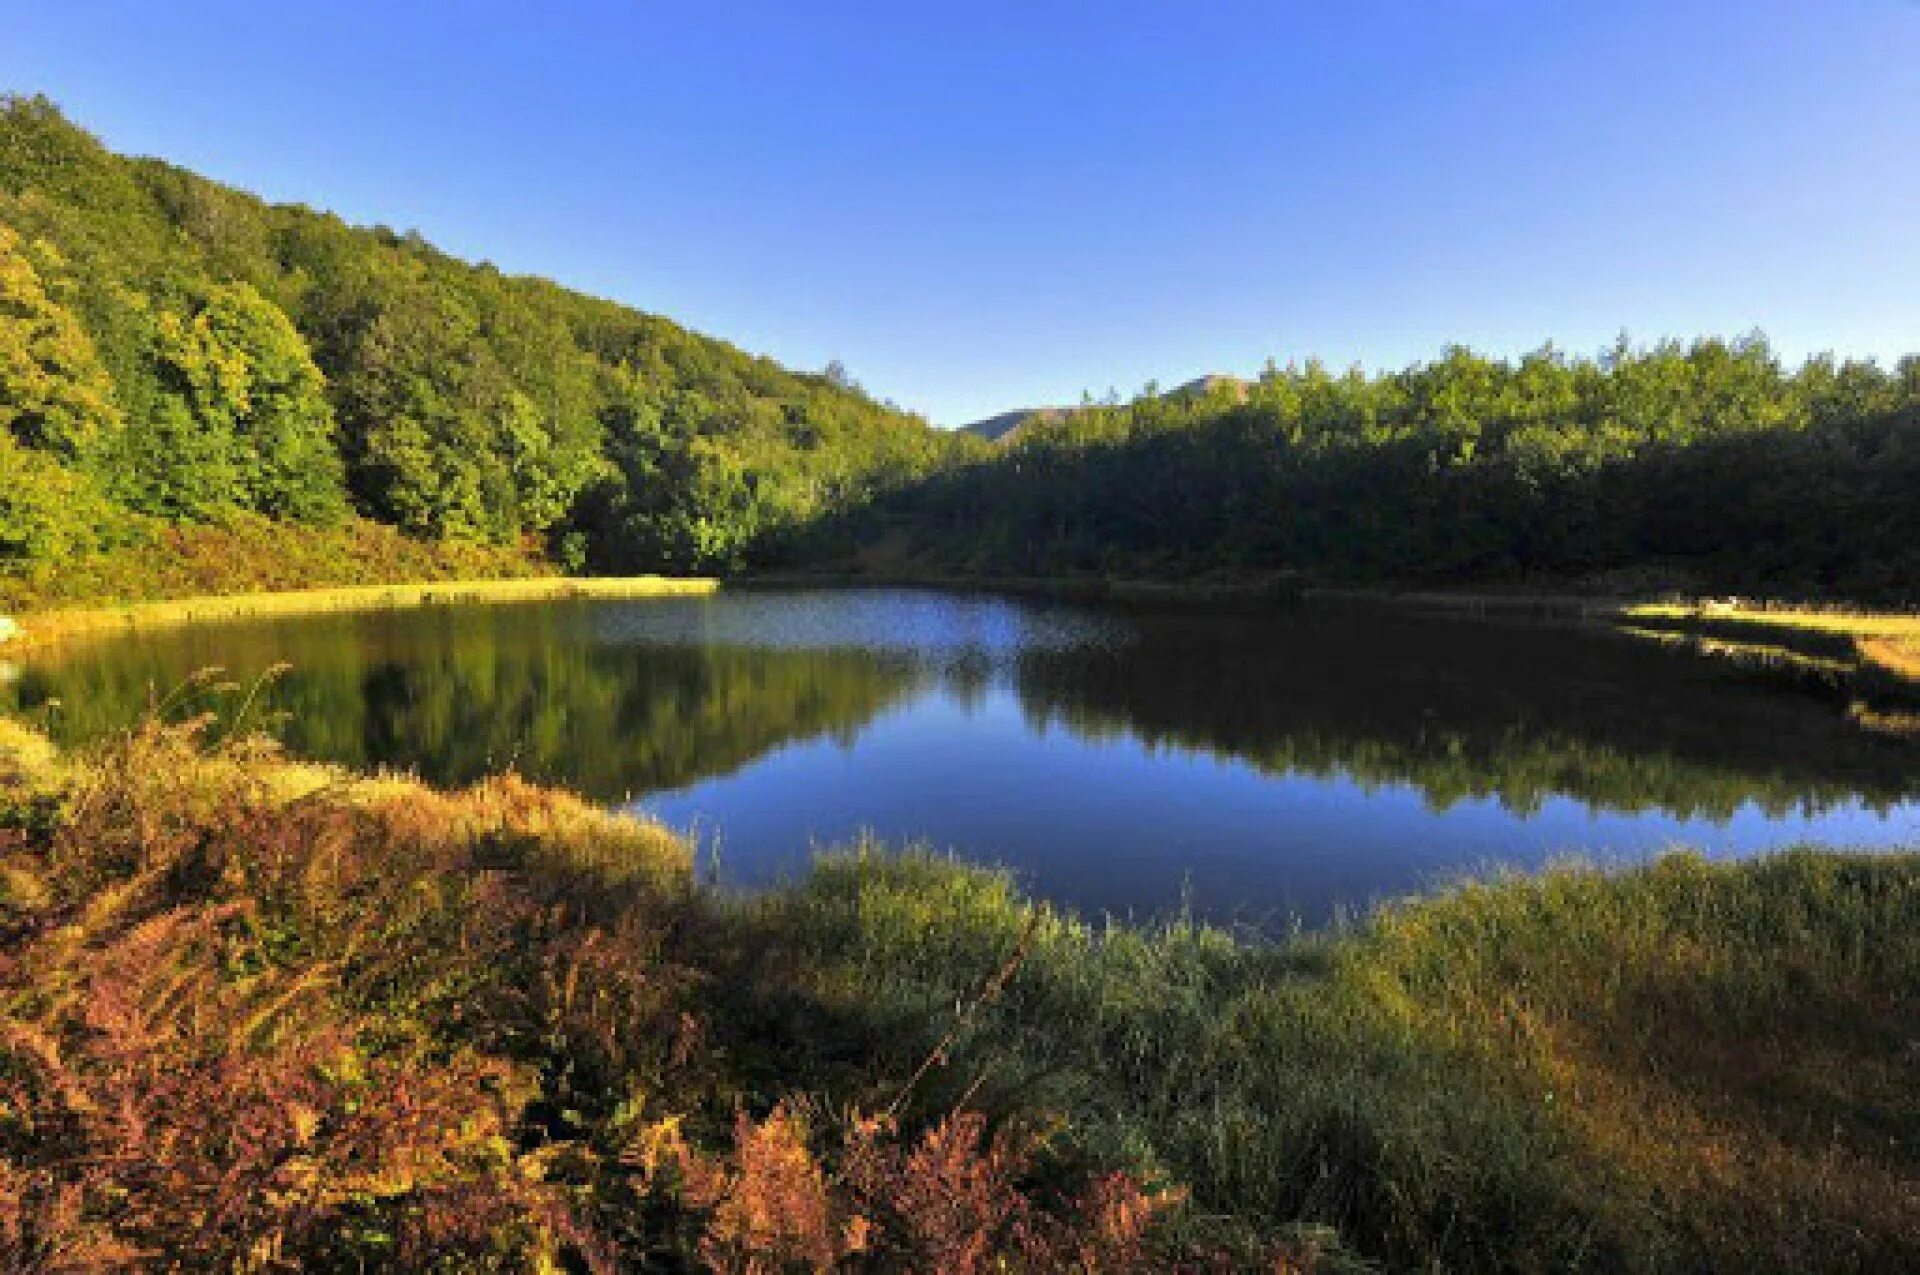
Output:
1,716,1916,1270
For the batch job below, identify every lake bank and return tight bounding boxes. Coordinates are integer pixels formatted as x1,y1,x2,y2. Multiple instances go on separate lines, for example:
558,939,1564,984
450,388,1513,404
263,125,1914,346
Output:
0,511,558,615
1,574,719,651
2,714,1916,1269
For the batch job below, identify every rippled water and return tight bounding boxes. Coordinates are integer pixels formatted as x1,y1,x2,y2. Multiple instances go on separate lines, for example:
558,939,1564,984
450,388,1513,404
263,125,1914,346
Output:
10,588,1918,925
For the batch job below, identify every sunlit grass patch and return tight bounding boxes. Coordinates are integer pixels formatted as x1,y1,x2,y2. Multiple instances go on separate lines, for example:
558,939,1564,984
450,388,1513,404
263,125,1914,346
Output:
1360,851,1920,1266
11,574,720,651
1862,634,1920,683
1619,603,1920,729
0,512,552,614
1627,604,1920,675
0,714,58,788
1627,602,1920,640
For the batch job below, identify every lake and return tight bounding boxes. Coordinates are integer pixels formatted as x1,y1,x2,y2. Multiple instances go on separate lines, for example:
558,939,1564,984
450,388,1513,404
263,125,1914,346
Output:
8,587,1918,927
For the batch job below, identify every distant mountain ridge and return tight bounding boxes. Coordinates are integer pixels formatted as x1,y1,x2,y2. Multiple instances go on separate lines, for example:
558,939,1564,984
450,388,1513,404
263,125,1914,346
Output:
1172,373,1250,402
957,374,1249,443
957,407,1067,443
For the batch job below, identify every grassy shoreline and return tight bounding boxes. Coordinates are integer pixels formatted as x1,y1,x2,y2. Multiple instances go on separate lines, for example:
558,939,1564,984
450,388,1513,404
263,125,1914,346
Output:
9,573,1914,735
1,575,719,650
2,715,1917,1269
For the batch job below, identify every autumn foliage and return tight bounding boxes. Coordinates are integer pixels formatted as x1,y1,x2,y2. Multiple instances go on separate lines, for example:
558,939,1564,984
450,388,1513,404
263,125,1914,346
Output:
0,720,1197,1270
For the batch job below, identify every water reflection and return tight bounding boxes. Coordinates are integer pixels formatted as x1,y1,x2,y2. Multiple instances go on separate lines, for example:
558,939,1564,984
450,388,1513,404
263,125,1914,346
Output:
1013,610,1917,818
9,589,1917,924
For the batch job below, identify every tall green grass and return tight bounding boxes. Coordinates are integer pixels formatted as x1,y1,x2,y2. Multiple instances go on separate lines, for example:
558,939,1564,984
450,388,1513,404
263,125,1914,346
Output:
734,844,1920,1270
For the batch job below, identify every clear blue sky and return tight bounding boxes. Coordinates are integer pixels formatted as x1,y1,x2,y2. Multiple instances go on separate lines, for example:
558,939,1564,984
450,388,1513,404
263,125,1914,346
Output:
5,1,1917,425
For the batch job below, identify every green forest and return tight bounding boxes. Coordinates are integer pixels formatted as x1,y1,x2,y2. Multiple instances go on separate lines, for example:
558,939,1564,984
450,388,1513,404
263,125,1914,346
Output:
0,95,971,603
5,93,1920,605
804,348,1920,599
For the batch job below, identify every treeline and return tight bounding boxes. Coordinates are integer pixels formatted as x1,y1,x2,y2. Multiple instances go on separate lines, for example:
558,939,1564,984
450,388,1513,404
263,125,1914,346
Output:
8,95,1919,603
806,341,1920,600
0,95,970,597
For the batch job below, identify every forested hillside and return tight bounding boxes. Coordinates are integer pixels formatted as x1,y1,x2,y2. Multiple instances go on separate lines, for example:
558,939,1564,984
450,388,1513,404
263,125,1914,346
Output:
0,95,970,603
6,94,1918,606
817,342,1920,600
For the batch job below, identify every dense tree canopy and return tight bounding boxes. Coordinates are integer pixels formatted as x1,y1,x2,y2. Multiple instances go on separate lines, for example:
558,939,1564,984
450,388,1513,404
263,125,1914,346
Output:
0,95,965,588
0,223,119,459
810,341,1920,600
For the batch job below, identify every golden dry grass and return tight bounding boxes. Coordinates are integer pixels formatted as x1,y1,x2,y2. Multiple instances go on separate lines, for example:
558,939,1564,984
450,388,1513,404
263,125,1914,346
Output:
1861,635,1920,681
1626,602,1920,641
5,575,720,651
1614,603,1920,706
0,714,60,791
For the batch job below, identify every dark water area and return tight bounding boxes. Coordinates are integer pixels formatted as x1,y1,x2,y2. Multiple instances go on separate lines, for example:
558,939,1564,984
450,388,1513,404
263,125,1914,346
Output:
7,588,1917,927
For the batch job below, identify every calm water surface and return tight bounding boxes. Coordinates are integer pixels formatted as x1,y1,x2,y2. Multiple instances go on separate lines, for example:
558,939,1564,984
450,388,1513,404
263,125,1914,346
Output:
9,588,1918,926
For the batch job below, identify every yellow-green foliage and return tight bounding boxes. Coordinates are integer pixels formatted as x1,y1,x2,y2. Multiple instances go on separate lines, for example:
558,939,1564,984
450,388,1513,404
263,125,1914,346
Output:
0,223,119,458
0,511,556,613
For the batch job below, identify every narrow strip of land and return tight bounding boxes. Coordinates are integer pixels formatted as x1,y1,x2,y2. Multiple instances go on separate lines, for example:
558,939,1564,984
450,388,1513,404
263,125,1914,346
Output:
3,575,718,649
